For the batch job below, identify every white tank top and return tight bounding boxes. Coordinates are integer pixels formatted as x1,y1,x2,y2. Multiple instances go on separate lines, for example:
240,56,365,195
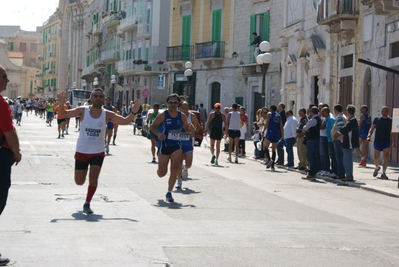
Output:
76,106,107,153
228,111,241,130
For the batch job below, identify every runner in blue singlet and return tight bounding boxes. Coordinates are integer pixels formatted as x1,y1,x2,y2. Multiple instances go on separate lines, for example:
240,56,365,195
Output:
150,94,195,203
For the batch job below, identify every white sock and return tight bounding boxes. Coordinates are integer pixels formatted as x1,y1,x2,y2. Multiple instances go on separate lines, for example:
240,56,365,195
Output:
382,169,386,174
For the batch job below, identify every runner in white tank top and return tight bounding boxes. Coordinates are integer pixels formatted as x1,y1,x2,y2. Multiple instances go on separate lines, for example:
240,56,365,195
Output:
76,106,107,154
56,89,141,214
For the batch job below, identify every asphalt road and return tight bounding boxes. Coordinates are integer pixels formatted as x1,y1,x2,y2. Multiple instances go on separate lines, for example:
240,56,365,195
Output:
1,114,399,267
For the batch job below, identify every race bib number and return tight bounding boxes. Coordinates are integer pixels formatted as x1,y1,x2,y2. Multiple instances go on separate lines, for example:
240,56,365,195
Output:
86,128,101,140
180,132,191,141
168,130,180,140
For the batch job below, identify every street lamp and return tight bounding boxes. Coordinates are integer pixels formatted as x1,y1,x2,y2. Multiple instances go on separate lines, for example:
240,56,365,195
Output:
82,80,87,90
256,41,273,104
93,77,99,88
184,61,193,101
111,74,116,106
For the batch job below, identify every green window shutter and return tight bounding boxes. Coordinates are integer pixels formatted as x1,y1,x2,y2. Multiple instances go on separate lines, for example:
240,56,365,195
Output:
182,15,191,45
132,49,135,59
54,78,57,88
146,47,149,61
147,8,150,24
262,12,270,42
212,9,222,42
249,15,256,63
87,55,90,67
182,15,191,60
138,47,141,59
106,65,111,79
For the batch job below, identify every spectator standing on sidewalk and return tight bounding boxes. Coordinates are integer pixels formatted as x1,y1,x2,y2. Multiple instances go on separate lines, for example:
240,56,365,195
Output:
331,104,347,179
367,106,395,179
276,103,287,167
299,107,321,179
322,107,337,178
335,105,359,181
0,65,22,266
198,103,208,125
239,106,248,156
318,103,330,176
357,105,372,167
283,110,297,168
295,108,308,171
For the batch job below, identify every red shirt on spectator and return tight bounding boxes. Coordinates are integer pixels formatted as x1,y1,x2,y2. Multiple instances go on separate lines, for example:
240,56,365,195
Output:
0,95,14,149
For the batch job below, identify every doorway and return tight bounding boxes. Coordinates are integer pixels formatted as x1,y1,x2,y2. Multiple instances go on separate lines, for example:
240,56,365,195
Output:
312,76,319,106
211,82,221,110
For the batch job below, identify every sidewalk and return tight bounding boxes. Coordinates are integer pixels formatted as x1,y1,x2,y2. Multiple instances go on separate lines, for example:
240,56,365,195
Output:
242,139,399,198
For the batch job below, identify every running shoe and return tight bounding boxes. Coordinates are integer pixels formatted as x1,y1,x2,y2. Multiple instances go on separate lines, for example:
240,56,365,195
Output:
57,134,60,139
175,179,182,189
227,157,232,162
83,203,93,214
211,155,216,164
214,160,219,166
373,166,381,177
266,160,273,169
165,192,174,203
105,144,109,154
358,158,366,167
112,141,116,145
380,173,389,179
0,256,10,266
152,157,156,163
62,134,65,138
235,157,238,163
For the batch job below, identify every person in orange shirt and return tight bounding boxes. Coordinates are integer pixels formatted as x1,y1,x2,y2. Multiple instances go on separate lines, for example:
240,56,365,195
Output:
54,103,68,138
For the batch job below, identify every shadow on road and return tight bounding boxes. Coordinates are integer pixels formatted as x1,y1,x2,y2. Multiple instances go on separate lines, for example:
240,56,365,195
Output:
153,200,196,209
175,188,201,195
50,211,138,223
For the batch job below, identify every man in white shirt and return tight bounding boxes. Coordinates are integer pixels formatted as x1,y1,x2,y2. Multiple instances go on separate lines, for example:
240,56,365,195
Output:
283,110,298,167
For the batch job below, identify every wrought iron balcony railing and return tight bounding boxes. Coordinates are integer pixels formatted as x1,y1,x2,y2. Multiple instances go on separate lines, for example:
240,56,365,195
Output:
195,41,225,59
317,0,359,25
166,45,194,62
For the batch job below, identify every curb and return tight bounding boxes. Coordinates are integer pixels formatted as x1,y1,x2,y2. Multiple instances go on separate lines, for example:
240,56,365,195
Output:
318,176,399,198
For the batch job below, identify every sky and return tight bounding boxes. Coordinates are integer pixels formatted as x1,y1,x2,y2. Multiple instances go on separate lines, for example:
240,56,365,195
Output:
0,0,59,31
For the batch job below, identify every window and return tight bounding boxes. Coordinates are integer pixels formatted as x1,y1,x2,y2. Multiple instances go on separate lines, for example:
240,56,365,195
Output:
390,41,399,59
8,42,14,51
342,54,353,69
30,43,37,52
19,42,27,51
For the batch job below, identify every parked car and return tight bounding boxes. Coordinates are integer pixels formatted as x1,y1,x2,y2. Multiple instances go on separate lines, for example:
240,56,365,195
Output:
189,110,204,146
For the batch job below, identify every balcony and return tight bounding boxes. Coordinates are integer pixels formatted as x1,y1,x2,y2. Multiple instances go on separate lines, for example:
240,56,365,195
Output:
137,22,150,39
166,45,194,69
361,0,399,15
117,60,135,74
82,62,96,77
102,13,122,28
100,49,120,63
119,15,138,32
93,23,102,36
317,0,359,29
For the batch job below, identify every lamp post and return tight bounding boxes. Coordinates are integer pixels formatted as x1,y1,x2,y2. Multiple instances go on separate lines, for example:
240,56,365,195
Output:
82,80,87,90
111,74,116,106
184,61,193,102
93,77,99,88
256,41,273,106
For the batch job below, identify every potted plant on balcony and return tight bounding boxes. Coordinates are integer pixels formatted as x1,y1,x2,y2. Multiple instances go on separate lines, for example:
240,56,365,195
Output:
142,60,148,64
102,11,107,18
134,59,143,65
232,52,238,59
144,65,152,71
157,60,164,64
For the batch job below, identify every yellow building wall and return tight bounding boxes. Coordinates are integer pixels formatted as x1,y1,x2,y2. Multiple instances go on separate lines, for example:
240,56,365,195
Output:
170,0,233,51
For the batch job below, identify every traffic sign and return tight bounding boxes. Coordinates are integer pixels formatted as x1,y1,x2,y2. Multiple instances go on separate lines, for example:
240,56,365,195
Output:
141,88,150,98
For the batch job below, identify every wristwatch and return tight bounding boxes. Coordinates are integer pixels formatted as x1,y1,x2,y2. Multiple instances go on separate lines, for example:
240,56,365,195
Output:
131,111,137,115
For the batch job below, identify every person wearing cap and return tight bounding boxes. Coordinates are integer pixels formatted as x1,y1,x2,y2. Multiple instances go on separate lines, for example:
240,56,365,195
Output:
298,106,321,179
204,102,227,166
